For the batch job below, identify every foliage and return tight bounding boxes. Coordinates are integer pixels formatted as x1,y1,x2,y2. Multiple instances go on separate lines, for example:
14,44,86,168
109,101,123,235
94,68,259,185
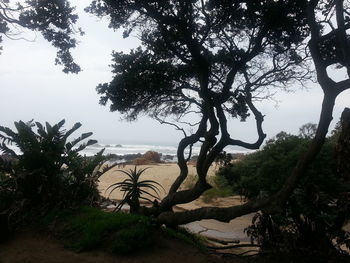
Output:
214,151,235,167
0,0,82,73
0,120,106,228
218,132,313,199
218,128,350,256
50,207,154,254
298,123,317,139
88,0,310,120
106,166,164,213
111,223,153,254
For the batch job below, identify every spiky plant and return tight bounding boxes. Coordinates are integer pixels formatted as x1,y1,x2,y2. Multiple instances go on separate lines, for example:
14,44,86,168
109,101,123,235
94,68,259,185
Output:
106,166,164,214
0,120,97,172
0,119,101,205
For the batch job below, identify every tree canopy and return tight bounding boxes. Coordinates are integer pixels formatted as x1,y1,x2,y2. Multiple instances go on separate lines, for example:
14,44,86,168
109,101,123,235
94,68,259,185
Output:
0,0,81,73
88,0,311,121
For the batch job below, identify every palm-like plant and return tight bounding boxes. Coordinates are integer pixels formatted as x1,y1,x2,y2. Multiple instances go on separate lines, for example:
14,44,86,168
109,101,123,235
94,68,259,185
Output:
0,120,97,172
0,119,100,205
106,166,164,214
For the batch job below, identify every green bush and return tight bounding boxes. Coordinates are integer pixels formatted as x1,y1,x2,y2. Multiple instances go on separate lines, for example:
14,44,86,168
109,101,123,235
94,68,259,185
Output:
58,207,154,254
217,129,350,256
0,120,106,207
0,120,109,232
111,223,153,254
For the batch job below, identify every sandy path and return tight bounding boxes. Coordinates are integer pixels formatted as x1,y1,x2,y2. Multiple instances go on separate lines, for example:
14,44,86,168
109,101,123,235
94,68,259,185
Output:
176,196,254,242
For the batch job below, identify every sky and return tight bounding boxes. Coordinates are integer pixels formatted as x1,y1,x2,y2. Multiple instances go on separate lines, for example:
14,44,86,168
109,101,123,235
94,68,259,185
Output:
1,2,349,147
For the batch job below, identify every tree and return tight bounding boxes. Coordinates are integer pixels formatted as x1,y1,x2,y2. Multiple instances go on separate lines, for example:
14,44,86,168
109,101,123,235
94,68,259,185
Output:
85,0,350,225
0,0,81,73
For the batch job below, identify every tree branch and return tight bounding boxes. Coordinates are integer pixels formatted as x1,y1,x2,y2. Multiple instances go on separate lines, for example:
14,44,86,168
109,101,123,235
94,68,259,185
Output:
228,89,266,150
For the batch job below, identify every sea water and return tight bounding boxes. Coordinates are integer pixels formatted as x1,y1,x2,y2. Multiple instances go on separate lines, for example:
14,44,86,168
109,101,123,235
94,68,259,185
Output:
4,142,252,158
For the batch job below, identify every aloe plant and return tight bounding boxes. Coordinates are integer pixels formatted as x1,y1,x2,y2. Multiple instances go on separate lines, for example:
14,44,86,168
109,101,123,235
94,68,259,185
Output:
106,166,164,214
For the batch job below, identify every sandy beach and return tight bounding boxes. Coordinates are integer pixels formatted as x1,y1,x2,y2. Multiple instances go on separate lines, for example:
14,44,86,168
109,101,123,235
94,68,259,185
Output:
98,163,218,200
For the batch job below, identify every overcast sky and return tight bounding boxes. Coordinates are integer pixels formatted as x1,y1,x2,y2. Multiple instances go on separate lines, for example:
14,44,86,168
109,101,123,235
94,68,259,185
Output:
1,2,349,146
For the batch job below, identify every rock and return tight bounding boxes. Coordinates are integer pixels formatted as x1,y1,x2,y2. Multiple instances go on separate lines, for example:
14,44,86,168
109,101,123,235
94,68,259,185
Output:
142,151,161,163
132,157,152,165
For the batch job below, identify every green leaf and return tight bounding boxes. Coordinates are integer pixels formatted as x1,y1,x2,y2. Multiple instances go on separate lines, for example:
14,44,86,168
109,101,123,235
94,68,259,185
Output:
0,142,17,157
63,122,82,141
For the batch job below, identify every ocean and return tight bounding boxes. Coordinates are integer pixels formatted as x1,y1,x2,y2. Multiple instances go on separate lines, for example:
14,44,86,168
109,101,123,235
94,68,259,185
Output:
5,142,252,159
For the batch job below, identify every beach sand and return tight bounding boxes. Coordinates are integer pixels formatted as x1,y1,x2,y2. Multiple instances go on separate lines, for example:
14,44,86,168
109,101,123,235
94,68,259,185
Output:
98,163,217,200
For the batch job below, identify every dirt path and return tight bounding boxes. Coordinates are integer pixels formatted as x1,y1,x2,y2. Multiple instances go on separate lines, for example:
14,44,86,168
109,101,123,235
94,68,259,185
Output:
0,231,247,263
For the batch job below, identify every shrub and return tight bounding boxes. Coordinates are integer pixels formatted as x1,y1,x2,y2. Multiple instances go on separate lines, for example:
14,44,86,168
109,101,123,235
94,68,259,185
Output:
218,129,350,256
57,207,154,254
0,120,108,230
111,223,153,254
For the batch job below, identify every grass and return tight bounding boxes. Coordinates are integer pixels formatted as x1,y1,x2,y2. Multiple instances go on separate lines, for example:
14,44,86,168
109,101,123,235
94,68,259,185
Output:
42,207,209,255
43,207,155,254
